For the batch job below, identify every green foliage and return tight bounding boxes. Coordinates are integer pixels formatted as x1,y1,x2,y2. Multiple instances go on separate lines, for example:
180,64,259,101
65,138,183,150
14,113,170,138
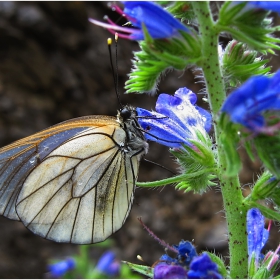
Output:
218,2,280,53
218,113,242,177
254,132,280,179
251,171,280,201
166,1,196,22
222,40,271,88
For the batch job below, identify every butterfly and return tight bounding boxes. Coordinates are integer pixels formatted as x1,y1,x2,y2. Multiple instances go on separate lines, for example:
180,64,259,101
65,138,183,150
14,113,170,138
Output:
0,105,148,244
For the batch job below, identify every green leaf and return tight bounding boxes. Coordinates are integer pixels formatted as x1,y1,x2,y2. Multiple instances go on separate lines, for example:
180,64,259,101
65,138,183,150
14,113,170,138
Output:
122,261,153,278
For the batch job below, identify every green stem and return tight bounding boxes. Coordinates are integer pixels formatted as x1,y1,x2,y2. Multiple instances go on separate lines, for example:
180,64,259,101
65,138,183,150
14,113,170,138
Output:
192,2,248,278
137,169,215,188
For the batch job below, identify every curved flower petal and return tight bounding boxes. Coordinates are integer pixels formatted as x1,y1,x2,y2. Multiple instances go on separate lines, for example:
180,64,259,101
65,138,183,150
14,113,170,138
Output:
89,1,189,41
187,253,222,279
137,87,212,148
221,71,280,131
123,1,189,40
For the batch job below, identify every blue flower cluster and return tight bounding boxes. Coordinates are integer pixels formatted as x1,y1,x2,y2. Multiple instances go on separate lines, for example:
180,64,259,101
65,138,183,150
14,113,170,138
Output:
221,71,280,133
137,87,212,148
154,240,222,279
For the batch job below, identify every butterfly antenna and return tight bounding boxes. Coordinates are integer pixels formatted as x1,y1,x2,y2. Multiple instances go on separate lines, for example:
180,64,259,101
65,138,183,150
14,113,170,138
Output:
107,35,123,108
143,158,176,175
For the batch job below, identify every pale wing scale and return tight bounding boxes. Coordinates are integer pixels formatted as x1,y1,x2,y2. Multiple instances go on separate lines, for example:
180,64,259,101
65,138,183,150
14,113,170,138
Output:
17,157,81,200
72,147,119,197
16,126,136,244
0,127,91,220
0,147,37,219
71,187,96,244
92,153,123,242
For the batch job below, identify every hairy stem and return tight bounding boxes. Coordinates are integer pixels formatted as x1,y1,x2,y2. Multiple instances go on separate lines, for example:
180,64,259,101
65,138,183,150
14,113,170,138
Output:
192,2,248,278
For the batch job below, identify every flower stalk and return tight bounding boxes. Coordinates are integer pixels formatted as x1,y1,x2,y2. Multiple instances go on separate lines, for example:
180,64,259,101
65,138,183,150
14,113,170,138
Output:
192,2,248,278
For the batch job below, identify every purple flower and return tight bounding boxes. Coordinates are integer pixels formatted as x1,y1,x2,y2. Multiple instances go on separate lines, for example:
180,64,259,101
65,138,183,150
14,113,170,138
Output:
48,258,75,278
247,208,269,265
221,71,280,132
136,87,212,148
154,263,188,279
246,1,280,14
187,253,222,279
89,1,189,40
96,251,120,277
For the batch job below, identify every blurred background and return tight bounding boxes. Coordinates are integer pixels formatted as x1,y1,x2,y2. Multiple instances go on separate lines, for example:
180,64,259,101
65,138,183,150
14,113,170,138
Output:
0,2,279,278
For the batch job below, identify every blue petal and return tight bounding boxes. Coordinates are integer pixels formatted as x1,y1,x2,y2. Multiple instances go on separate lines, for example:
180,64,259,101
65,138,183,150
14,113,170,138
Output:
248,1,280,14
187,253,222,279
96,251,119,276
176,240,197,265
123,1,189,40
48,258,75,278
247,208,269,263
137,87,212,148
136,107,190,148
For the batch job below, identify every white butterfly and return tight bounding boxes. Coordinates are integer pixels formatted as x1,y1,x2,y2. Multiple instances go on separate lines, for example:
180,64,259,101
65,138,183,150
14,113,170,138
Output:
0,106,148,244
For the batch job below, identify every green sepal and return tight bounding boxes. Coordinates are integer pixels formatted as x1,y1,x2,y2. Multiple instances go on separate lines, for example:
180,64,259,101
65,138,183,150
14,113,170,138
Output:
248,252,257,278
218,113,241,177
252,250,279,279
222,40,271,88
251,171,280,201
218,2,280,53
125,24,202,94
166,2,195,22
203,252,228,278
254,133,280,178
122,261,154,278
171,131,216,194
252,267,270,279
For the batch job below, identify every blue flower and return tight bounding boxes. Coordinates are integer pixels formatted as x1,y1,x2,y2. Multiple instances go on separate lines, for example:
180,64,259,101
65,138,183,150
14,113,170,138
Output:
247,208,269,265
187,253,222,279
246,1,280,15
48,258,75,278
136,87,211,148
96,251,120,277
89,1,189,40
159,240,198,266
221,71,280,132
154,263,188,279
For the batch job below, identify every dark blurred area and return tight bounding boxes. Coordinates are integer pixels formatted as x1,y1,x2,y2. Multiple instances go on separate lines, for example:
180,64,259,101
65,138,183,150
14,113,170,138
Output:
0,2,279,278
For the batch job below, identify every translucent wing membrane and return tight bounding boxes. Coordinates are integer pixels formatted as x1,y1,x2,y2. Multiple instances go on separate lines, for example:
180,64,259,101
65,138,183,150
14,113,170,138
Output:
0,115,142,244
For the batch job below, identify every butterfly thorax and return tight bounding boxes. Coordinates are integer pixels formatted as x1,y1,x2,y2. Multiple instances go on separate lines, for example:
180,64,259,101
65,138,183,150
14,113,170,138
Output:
117,106,149,156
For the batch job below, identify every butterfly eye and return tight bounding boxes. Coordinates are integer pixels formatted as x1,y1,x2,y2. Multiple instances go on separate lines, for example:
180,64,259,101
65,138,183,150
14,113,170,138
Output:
120,107,132,120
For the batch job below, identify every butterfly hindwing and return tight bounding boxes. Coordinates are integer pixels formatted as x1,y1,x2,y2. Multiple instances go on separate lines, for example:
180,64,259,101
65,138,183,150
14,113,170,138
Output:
0,107,147,244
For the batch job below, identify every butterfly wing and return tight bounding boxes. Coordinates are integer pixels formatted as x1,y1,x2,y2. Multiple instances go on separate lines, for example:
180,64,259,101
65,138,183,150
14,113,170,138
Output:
0,116,140,244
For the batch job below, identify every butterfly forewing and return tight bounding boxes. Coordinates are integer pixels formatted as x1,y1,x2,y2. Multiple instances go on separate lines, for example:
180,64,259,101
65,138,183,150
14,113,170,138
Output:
0,112,147,244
